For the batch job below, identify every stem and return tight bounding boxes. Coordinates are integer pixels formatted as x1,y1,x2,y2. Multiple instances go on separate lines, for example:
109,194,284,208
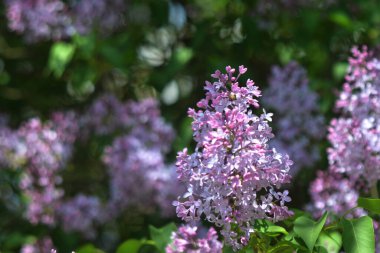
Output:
370,183,379,198
341,207,359,219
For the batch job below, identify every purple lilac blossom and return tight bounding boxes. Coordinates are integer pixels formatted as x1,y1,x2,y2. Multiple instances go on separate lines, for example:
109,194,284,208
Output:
0,116,25,168
103,135,166,215
256,0,336,14
71,0,127,35
57,194,103,239
82,95,174,149
328,46,380,187
81,94,128,136
20,236,54,253
18,112,78,225
5,0,73,42
175,66,293,250
95,95,178,217
254,0,336,30
149,165,186,217
307,170,366,219
5,0,127,42
262,61,325,175
166,225,223,253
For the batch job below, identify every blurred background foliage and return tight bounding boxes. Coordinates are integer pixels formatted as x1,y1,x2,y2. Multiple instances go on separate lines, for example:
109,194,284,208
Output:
1,0,380,252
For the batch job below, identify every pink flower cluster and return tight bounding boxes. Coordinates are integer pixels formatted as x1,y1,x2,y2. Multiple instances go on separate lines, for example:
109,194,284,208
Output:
18,112,79,225
175,66,293,250
328,46,380,187
307,171,366,219
89,95,181,217
166,225,223,253
309,46,380,218
20,236,54,253
57,194,103,239
5,0,127,42
262,62,324,175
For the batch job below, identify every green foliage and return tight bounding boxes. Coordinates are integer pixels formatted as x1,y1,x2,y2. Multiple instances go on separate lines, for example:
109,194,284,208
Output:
76,244,105,253
149,223,176,253
358,197,380,214
316,231,342,253
341,216,375,253
48,42,76,78
294,212,328,251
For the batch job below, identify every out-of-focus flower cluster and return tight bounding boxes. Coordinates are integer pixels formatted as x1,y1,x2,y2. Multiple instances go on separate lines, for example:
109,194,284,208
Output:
20,236,54,253
57,194,103,239
5,0,127,42
0,94,181,248
307,171,365,219
308,46,380,218
18,113,79,225
254,0,336,30
262,61,324,175
329,46,380,187
175,66,293,250
166,225,223,253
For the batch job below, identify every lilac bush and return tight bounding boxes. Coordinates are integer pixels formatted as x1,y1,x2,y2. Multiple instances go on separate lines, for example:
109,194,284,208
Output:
262,61,324,175
175,66,293,250
0,93,182,243
166,225,223,253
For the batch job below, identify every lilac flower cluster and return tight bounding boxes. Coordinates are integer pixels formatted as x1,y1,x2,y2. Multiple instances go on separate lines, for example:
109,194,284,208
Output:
71,0,126,35
307,170,366,219
166,225,223,253
0,115,24,168
308,46,380,219
103,135,166,214
0,93,179,240
5,0,127,42
328,46,380,187
100,97,181,217
256,0,336,14
20,236,54,253
175,66,293,250
6,0,73,42
18,112,79,225
57,194,103,239
254,0,336,30
262,61,325,175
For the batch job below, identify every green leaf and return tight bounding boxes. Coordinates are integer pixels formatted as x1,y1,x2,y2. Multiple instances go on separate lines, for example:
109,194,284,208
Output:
48,42,75,78
341,216,375,253
358,197,380,214
256,220,288,236
294,212,328,252
173,47,193,65
332,62,348,81
116,239,142,253
149,223,177,253
330,11,352,28
76,244,105,253
268,241,298,253
316,231,342,253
